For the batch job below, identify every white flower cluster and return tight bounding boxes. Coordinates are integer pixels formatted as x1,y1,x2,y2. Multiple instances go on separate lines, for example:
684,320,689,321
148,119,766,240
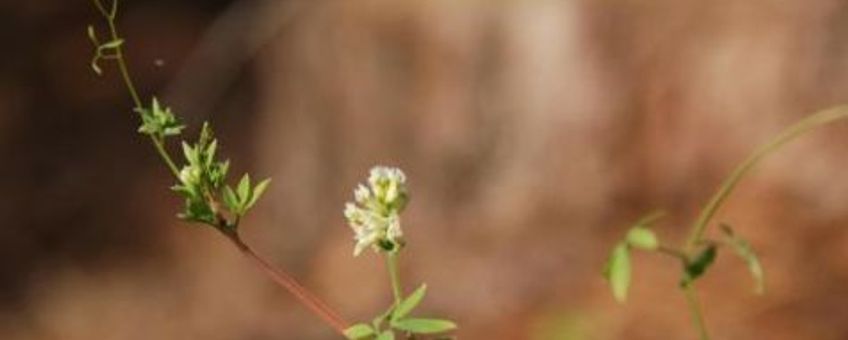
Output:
344,166,409,256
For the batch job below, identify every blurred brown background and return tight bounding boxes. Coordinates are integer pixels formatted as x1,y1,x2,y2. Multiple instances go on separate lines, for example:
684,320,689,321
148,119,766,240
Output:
3,0,848,339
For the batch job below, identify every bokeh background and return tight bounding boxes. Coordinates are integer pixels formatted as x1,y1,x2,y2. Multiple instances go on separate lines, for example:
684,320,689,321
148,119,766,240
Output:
4,0,848,339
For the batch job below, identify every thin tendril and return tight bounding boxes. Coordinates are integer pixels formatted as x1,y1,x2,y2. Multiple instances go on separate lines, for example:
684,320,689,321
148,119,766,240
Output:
683,284,710,340
686,105,848,252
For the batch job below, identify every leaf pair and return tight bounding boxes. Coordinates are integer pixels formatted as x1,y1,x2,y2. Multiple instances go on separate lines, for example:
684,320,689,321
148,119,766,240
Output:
344,284,457,340
222,174,271,218
391,284,455,334
720,224,765,294
606,233,719,303
604,213,766,304
603,212,663,303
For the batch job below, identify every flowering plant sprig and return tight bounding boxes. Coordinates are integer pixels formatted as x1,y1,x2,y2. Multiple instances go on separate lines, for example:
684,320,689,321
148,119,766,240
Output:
603,106,848,340
88,0,349,336
343,167,457,340
90,14,270,236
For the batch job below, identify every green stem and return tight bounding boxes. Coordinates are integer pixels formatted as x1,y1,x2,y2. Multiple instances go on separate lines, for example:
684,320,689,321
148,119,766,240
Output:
151,136,181,178
685,105,848,252
658,244,688,262
682,285,710,340
107,21,141,108
386,251,403,308
97,0,180,178
91,1,351,337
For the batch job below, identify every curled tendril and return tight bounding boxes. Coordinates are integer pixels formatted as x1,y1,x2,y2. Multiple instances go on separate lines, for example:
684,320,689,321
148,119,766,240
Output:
87,28,122,75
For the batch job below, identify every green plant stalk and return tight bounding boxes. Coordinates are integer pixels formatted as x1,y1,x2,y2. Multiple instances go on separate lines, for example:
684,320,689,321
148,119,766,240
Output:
685,105,848,252
92,0,350,335
676,105,848,340
683,284,710,340
94,0,180,178
386,251,404,308
657,244,688,262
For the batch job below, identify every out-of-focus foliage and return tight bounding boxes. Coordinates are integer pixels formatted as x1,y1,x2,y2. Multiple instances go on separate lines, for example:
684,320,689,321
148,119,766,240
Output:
5,0,848,339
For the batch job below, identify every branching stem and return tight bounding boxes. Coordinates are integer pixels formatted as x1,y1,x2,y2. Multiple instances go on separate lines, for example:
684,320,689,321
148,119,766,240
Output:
685,105,848,252
677,105,848,340
94,0,180,177
91,0,350,336
386,251,404,308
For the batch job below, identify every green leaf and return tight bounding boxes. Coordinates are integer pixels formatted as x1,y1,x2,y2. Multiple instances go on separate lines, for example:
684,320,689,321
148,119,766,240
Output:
218,160,230,179
198,122,214,147
626,227,658,250
90,57,103,75
138,123,154,135
237,174,251,203
603,242,631,303
163,126,185,136
392,318,457,334
86,25,99,45
151,97,162,115
721,224,765,294
170,184,193,198
100,38,124,49
246,178,271,210
376,330,394,340
204,140,217,166
222,185,240,214
344,323,375,340
392,283,427,321
182,142,196,164
682,245,717,286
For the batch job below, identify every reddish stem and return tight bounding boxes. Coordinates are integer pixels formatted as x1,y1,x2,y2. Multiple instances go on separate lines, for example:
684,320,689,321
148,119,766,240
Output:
224,231,349,336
